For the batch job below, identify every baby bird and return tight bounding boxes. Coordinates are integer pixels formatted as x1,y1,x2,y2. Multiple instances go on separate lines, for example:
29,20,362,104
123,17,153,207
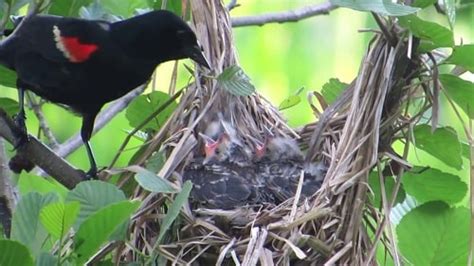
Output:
200,116,252,166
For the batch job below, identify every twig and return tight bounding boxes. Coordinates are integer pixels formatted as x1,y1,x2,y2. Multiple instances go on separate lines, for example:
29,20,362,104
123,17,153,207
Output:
226,0,239,11
371,12,397,47
107,88,184,170
26,92,59,148
231,2,337,27
0,110,83,188
427,53,439,132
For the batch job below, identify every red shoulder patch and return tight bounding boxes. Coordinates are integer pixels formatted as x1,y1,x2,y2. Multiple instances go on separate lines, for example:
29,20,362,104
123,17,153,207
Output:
53,25,99,63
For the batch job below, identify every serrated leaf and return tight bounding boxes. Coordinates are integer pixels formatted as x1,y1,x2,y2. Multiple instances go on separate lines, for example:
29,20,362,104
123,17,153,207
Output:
0,97,19,117
413,125,462,169
74,201,140,264
156,181,192,243
445,45,474,73
279,95,301,110
127,166,176,193
39,201,80,239
331,0,419,16
0,240,33,266
66,180,125,228
402,167,467,205
10,193,58,256
398,15,454,52
217,65,256,96
439,74,474,118
125,91,177,132
321,78,348,105
397,202,469,265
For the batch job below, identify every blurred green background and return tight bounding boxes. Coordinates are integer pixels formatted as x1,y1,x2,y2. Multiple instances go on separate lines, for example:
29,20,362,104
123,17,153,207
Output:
1,1,472,182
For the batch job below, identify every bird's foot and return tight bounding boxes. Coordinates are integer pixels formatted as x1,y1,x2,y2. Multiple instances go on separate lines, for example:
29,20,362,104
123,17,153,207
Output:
12,112,29,150
13,112,27,132
12,132,29,151
85,166,99,180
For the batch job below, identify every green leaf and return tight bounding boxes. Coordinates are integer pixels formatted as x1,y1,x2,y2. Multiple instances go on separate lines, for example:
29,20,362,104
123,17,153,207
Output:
321,78,348,105
0,97,19,117
39,201,80,239
461,142,470,159
368,172,406,208
397,202,469,265
3,0,29,13
79,1,122,21
330,0,420,16
125,91,177,132
35,252,58,266
156,181,192,243
217,65,256,97
411,0,437,8
74,200,140,264
18,173,68,200
445,45,474,73
100,0,149,17
413,125,462,169
145,151,166,173
402,167,467,205
0,240,33,266
279,95,301,111
439,74,474,118
148,0,187,17
66,180,125,228
49,0,94,17
444,0,456,29
0,65,17,88
10,193,58,256
130,166,176,193
398,15,454,52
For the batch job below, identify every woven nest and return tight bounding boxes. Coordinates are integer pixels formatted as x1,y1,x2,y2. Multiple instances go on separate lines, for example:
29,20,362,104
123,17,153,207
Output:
119,1,427,264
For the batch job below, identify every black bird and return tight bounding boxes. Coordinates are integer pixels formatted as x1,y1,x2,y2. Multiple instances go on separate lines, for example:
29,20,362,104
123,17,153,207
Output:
0,10,210,177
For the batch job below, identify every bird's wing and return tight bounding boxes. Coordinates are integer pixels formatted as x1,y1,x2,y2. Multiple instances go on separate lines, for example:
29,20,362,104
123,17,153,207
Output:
13,51,80,102
16,15,111,64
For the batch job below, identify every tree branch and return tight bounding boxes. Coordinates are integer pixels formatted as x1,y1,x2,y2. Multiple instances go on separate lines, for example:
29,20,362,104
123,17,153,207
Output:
226,0,239,11
0,138,15,237
0,110,84,189
231,2,337,27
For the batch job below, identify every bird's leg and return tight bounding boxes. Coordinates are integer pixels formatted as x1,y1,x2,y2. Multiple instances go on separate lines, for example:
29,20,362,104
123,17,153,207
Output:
12,87,29,149
81,114,98,179
84,140,98,179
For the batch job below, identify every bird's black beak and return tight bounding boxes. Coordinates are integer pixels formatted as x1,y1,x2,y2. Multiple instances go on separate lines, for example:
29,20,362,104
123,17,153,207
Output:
187,44,211,69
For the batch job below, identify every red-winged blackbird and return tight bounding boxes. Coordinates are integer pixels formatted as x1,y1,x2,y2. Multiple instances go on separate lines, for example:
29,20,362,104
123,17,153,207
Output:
0,10,210,177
